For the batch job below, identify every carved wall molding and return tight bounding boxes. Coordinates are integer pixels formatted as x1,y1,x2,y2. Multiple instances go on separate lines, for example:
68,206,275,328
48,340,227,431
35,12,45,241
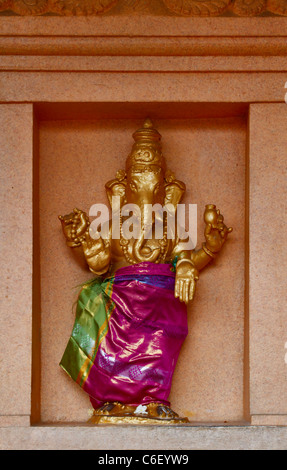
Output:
232,0,266,16
12,0,49,15
162,0,231,16
267,0,287,14
0,0,119,15
0,0,287,16
50,0,118,15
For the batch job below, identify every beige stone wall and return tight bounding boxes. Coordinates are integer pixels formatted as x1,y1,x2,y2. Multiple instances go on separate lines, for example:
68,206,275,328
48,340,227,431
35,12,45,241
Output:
249,104,287,425
0,15,286,448
0,104,33,427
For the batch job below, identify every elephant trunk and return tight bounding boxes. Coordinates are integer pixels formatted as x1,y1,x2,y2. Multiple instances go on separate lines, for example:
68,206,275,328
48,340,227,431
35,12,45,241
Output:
133,230,161,263
133,200,161,263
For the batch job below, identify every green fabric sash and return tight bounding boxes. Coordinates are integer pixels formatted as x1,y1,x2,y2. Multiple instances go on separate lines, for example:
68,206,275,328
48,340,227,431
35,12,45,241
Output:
60,277,115,388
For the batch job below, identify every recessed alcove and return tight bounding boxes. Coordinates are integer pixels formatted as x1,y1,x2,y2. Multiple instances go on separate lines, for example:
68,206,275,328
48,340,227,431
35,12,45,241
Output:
32,102,248,425
1,8,287,448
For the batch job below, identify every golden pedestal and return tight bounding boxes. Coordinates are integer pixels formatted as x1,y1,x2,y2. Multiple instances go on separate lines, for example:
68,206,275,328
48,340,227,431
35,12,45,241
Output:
88,402,190,425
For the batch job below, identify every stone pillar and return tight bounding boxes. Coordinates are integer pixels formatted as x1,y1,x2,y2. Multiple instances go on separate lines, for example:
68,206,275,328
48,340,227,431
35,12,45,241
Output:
249,103,287,425
0,104,34,426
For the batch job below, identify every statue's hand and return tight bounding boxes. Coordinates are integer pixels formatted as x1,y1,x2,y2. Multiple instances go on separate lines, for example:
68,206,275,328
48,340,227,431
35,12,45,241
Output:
58,208,90,247
204,209,233,254
81,235,107,259
175,260,199,304
82,236,111,275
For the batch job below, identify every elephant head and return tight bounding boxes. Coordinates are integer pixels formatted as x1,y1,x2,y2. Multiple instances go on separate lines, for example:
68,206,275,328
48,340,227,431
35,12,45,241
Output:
105,119,186,263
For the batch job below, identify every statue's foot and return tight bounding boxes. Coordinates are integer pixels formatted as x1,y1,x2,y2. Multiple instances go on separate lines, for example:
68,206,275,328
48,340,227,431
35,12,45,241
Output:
88,401,190,425
93,401,136,417
146,403,180,420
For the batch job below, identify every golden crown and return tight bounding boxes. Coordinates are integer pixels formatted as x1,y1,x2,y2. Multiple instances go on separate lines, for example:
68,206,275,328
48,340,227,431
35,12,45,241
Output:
126,118,166,172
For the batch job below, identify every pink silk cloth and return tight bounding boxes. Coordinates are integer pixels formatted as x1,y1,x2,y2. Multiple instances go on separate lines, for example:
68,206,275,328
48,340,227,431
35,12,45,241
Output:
60,262,188,410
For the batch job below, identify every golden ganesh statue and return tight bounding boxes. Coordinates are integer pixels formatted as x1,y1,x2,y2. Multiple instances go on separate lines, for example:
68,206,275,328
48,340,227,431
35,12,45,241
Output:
59,119,232,424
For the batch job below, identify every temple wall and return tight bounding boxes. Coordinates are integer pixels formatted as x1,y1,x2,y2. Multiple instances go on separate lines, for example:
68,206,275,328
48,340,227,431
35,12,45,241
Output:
0,13,286,448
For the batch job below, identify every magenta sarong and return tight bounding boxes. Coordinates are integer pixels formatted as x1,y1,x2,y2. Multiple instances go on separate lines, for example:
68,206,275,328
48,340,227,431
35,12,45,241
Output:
60,262,188,409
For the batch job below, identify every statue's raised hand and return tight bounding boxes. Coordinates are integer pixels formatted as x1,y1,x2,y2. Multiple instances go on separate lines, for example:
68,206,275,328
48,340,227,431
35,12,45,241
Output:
175,260,199,304
58,208,90,247
204,205,232,254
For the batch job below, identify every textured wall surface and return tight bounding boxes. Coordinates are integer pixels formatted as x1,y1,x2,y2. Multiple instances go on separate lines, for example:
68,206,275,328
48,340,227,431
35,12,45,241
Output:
39,117,246,423
0,12,286,450
249,104,287,422
0,104,33,426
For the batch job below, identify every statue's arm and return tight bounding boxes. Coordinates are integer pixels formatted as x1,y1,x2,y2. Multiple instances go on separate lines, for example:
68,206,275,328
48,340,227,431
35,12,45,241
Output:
170,244,213,272
172,205,233,271
190,246,215,271
58,208,111,275
170,206,232,304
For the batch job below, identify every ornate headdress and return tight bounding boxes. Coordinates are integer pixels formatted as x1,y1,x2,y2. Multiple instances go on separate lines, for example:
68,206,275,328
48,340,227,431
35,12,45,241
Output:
126,118,166,173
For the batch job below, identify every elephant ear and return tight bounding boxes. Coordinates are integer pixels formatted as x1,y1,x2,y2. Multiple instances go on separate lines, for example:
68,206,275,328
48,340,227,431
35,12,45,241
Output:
164,175,186,208
105,171,127,210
